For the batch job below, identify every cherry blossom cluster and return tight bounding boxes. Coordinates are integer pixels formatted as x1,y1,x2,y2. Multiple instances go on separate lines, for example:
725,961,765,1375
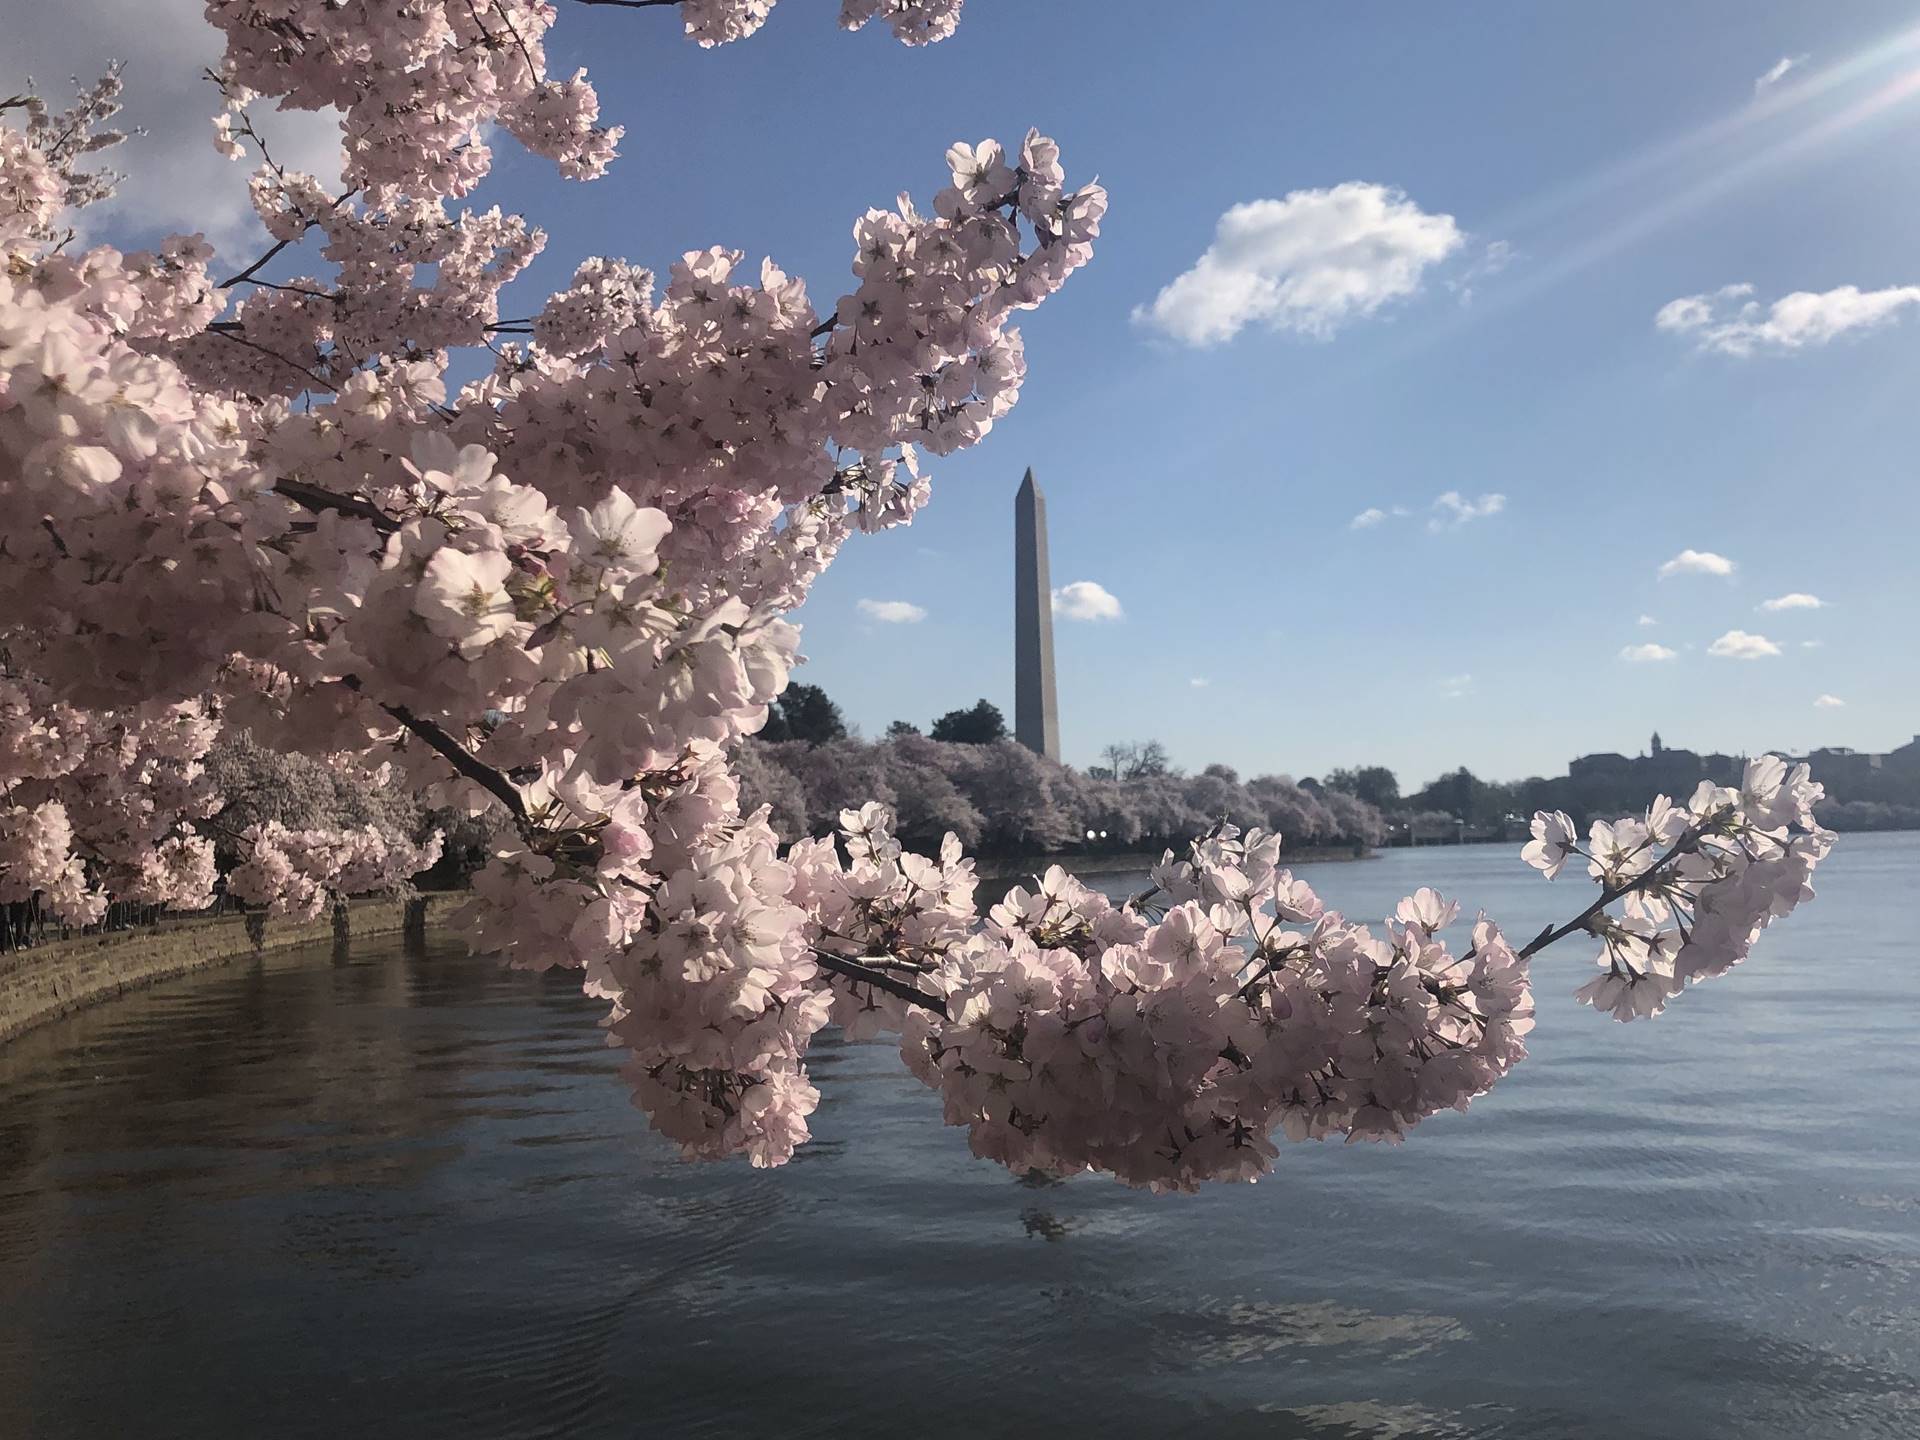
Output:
228,819,444,921
889,822,1535,1190
0,70,127,246
0,677,220,921
0,0,1834,1190
1522,756,1834,1021
204,0,963,204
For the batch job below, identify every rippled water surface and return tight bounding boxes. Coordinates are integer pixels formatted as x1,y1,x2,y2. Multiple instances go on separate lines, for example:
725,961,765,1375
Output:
3,833,1918,1439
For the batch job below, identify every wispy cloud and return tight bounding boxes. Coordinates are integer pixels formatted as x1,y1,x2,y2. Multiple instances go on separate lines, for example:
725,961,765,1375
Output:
1619,643,1677,662
1759,592,1825,612
1349,504,1412,530
1350,495,1501,533
1658,548,1736,579
1754,54,1809,97
1189,677,1210,689
1052,581,1124,622
1134,182,1466,346
1638,614,1659,627
1447,239,1516,306
1657,282,1920,357
1801,640,1825,649
1439,673,1474,699
857,598,927,624
1708,629,1782,660
1814,693,1846,709
1428,491,1506,531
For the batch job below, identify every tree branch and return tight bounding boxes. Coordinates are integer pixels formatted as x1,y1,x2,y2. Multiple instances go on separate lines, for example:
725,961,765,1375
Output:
207,327,339,392
812,949,949,1017
340,676,531,831
1511,811,1731,964
272,479,399,534
216,188,359,288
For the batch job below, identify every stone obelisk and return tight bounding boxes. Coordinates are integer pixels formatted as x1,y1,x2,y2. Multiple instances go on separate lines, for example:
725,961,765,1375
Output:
1014,469,1060,761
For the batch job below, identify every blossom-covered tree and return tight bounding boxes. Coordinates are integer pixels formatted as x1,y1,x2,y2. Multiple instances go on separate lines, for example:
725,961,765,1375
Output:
0,2,1833,1190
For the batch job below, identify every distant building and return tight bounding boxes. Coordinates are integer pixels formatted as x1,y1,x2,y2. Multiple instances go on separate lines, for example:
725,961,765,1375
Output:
1566,732,1920,810
1568,733,1742,800
1789,735,1920,802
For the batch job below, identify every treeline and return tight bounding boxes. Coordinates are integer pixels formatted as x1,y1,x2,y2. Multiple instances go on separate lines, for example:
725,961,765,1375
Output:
737,735,1383,858
1324,760,1914,836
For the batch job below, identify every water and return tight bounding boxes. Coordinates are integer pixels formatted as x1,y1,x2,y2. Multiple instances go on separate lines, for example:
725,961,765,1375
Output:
2,834,1917,1440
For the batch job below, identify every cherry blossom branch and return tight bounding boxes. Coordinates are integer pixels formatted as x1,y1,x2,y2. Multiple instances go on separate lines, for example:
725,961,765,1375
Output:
811,948,948,1016
339,676,531,831
215,188,358,289
1510,809,1731,964
206,327,338,392
271,478,399,534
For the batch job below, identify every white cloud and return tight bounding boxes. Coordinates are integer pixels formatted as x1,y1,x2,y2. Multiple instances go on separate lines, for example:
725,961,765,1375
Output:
1658,548,1736,579
1638,614,1659,627
1428,490,1505,531
857,598,927,624
1439,673,1474,699
1708,629,1782,660
1656,282,1920,357
1814,693,1846,708
1189,677,1210,689
1619,643,1677,662
1134,182,1466,346
1759,592,1825,611
1053,581,1124,622
9,0,343,258
1349,504,1411,531
1801,640,1824,649
1754,54,1808,96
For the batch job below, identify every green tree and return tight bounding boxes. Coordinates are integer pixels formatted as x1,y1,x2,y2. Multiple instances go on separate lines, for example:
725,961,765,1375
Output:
760,682,847,745
1325,764,1401,810
930,699,1008,745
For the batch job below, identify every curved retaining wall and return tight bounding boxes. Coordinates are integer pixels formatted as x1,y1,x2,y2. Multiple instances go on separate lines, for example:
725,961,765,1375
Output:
0,893,459,1045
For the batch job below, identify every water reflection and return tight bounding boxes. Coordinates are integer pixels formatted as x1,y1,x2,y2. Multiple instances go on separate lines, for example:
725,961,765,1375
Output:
0,833,1916,1439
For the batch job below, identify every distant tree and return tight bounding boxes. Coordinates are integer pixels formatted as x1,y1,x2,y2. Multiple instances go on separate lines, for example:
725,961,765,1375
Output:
1325,764,1401,810
760,682,848,745
1100,739,1173,781
930,699,1008,745
885,719,921,739
731,740,811,839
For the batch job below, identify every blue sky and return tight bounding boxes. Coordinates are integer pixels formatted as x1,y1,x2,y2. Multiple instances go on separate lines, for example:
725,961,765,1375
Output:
29,1,1920,789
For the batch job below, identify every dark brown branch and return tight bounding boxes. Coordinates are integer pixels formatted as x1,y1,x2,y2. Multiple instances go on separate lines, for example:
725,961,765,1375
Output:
340,676,531,830
207,327,339,392
271,479,399,534
384,703,532,830
1511,814,1728,963
812,949,949,1017
216,188,358,288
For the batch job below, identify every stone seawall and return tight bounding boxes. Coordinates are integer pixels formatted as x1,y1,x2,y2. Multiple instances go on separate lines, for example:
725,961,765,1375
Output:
0,893,460,1046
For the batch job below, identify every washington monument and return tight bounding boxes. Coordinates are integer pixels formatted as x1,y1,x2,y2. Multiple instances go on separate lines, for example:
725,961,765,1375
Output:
1014,469,1060,761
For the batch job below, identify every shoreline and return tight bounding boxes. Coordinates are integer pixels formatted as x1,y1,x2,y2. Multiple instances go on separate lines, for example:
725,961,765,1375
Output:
0,893,459,1047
